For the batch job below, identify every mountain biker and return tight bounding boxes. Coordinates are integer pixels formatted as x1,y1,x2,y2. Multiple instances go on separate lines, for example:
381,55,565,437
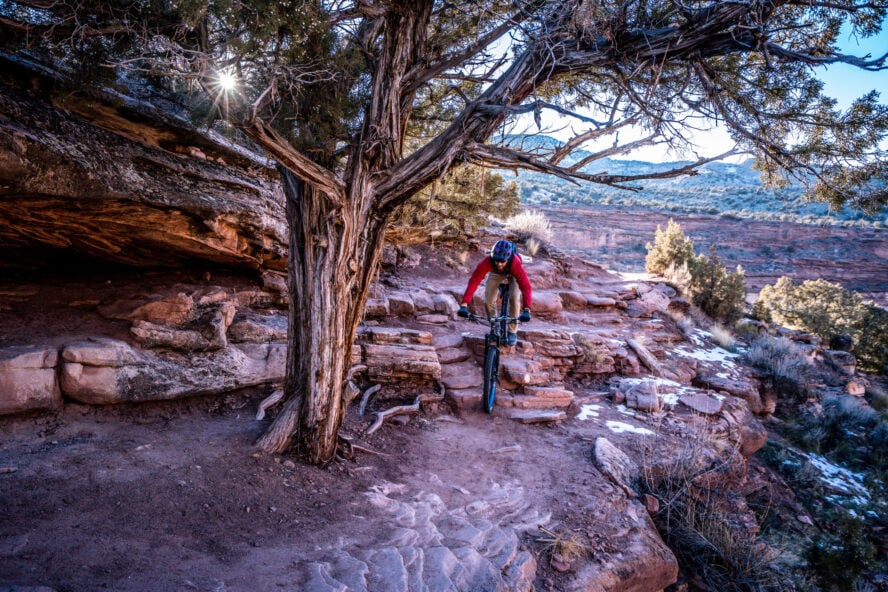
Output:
457,239,532,346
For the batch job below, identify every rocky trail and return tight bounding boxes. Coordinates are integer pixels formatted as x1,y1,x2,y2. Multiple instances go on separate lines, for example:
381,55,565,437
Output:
0,236,870,592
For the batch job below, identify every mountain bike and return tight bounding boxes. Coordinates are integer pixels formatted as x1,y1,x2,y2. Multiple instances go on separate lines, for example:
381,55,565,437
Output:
462,281,521,413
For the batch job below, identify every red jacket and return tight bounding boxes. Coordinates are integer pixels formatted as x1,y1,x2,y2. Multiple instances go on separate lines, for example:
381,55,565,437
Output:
461,254,532,308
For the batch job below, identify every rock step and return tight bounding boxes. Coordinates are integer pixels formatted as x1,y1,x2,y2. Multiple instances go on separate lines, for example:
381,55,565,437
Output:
496,394,572,409
503,409,567,424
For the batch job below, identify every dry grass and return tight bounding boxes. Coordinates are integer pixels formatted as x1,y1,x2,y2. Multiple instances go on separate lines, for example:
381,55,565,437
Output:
710,323,736,351
639,422,784,591
503,210,553,253
535,526,591,562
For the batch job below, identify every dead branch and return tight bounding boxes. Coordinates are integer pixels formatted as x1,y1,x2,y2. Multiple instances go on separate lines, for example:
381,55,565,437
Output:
366,396,420,435
358,383,381,416
256,389,284,420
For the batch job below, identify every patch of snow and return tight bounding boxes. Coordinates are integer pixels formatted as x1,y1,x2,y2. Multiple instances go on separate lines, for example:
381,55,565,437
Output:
577,404,601,421
807,453,870,504
660,392,681,406
615,404,636,416
606,421,654,436
675,346,739,365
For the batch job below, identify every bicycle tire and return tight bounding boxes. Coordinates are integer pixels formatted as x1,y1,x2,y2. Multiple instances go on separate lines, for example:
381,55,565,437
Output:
482,345,499,413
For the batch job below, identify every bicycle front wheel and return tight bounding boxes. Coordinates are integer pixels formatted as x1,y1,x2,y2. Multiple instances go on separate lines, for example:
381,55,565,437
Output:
482,345,499,413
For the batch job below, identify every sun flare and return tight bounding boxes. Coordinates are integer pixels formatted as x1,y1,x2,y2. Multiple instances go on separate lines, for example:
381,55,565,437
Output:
217,71,236,91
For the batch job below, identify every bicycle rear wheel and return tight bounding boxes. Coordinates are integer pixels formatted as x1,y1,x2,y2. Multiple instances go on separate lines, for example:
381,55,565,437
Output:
482,344,499,413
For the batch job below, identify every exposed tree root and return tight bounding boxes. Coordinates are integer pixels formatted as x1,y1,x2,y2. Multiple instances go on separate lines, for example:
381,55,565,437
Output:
366,396,420,435
358,384,382,416
255,389,284,420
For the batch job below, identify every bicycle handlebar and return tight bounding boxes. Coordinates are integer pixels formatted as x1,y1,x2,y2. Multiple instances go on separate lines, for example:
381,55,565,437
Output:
462,312,521,324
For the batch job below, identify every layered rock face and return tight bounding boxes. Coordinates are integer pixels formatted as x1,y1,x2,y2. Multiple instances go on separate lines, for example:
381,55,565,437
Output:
0,65,287,271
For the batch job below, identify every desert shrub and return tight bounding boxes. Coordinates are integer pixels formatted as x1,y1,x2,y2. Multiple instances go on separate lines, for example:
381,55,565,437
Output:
868,383,888,413
734,320,766,342
687,246,747,325
504,209,553,254
645,218,695,275
640,432,783,592
387,165,518,244
755,278,888,374
806,515,878,592
664,262,692,294
744,335,814,402
855,304,888,375
791,395,880,462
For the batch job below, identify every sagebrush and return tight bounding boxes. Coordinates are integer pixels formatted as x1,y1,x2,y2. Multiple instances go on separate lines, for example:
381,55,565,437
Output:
755,277,888,374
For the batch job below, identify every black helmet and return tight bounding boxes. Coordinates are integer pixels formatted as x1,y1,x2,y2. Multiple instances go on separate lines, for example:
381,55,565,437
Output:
490,240,515,264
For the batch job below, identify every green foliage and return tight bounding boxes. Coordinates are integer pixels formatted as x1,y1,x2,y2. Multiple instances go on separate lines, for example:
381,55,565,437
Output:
756,278,888,374
806,515,878,592
386,165,518,244
644,221,747,325
645,219,695,275
687,246,747,325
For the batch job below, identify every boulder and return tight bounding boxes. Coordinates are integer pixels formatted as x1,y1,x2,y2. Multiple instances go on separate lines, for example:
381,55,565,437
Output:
558,291,587,309
358,327,433,346
0,346,61,415
362,343,441,382
440,361,483,390
504,409,567,423
499,357,549,386
444,387,482,410
585,295,617,308
60,338,285,404
594,437,640,497
437,347,471,365
719,396,769,457
693,374,762,414
678,393,723,416
626,289,670,318
497,394,571,409
531,292,563,317
364,298,389,319
432,293,459,315
568,498,678,592
410,290,437,314
386,292,415,316
228,312,288,343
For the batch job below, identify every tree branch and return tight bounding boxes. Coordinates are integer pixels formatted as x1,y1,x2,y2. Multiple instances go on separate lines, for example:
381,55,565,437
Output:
403,15,519,95
238,120,345,204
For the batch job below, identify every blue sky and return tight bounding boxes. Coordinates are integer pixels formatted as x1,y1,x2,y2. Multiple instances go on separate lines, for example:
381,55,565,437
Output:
819,26,888,110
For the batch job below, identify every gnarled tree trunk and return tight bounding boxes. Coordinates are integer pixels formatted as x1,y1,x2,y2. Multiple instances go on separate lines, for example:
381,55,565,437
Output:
255,168,386,463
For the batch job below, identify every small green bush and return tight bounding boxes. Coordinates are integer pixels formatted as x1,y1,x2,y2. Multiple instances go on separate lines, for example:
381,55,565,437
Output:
755,277,888,374
645,219,695,275
806,515,878,592
688,246,747,326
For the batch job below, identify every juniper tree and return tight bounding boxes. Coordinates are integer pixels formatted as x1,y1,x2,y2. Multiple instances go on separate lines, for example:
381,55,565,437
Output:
3,0,887,462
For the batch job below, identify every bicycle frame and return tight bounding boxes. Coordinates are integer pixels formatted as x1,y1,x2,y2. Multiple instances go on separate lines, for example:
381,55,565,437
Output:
462,281,520,412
